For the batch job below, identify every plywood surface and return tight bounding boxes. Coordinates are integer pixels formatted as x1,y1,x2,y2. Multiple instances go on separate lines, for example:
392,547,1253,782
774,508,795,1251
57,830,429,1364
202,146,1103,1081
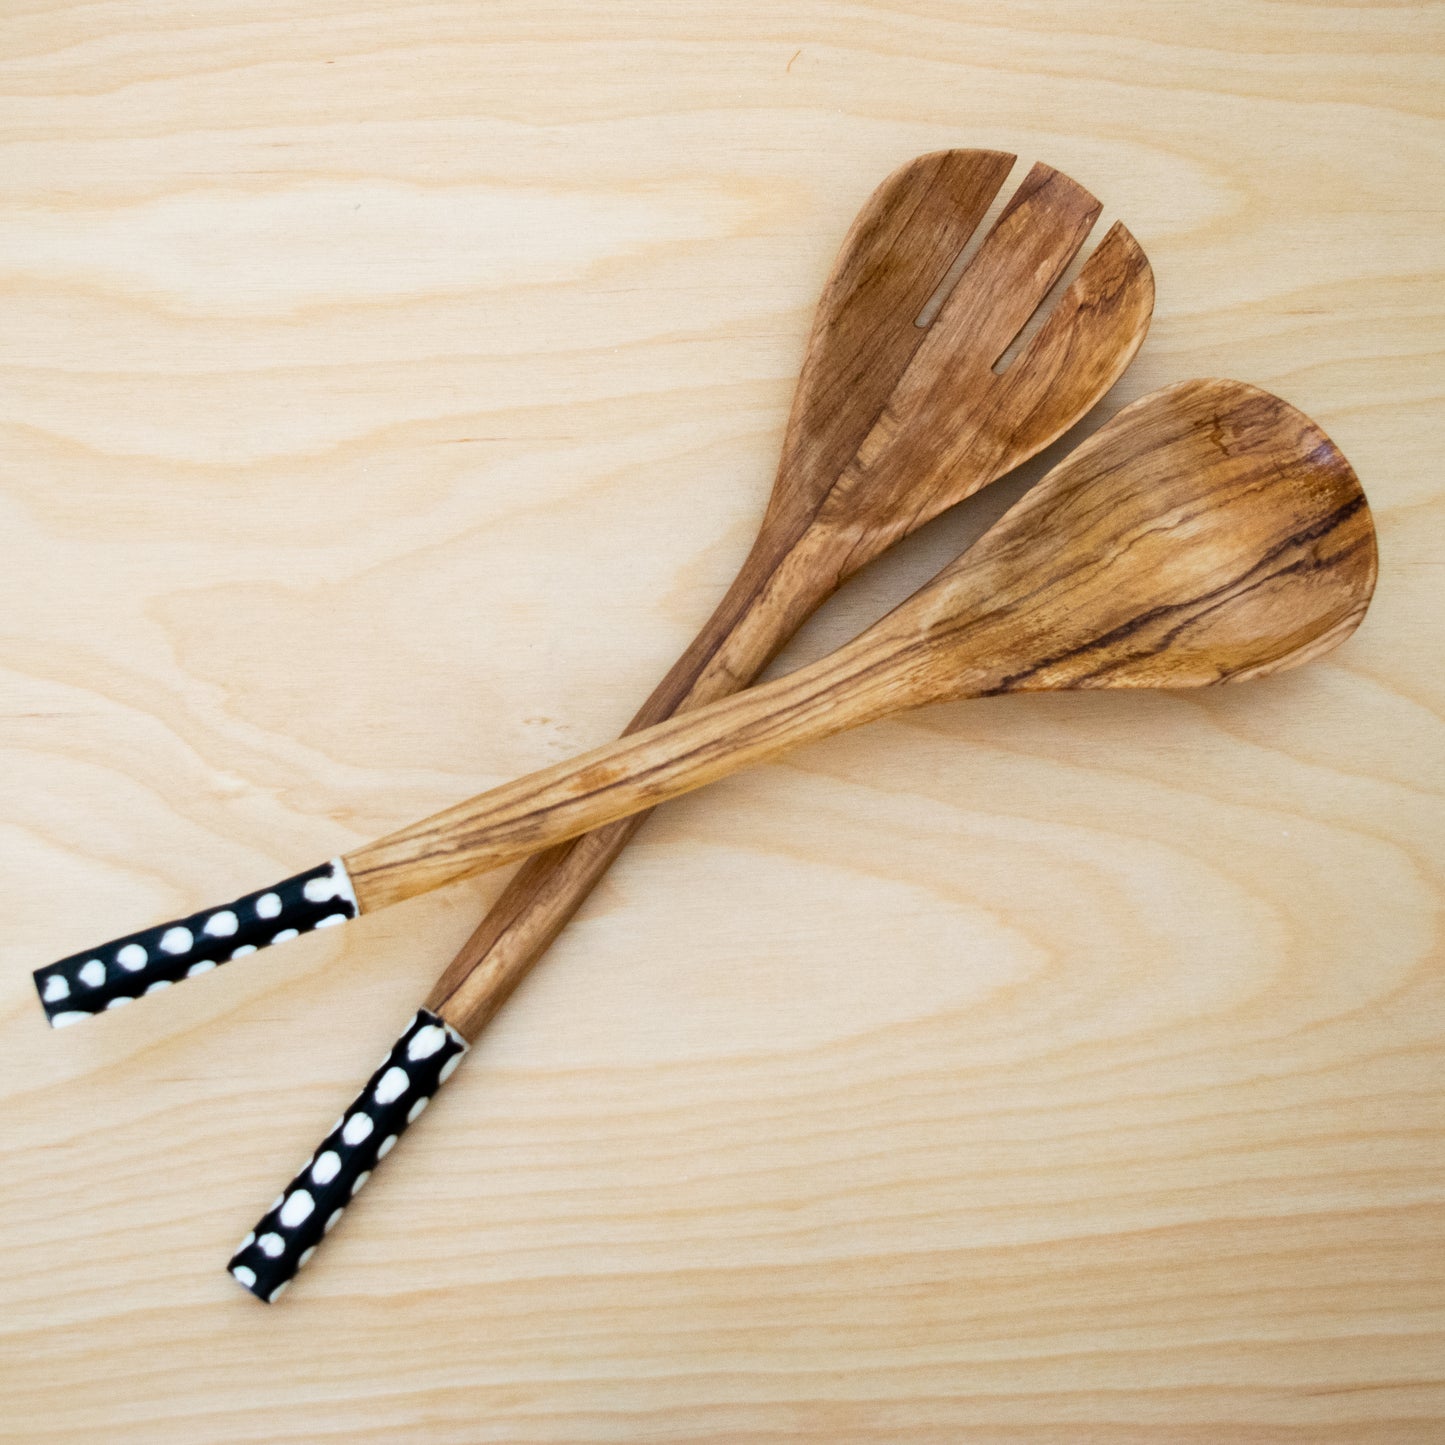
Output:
1,3,1441,1441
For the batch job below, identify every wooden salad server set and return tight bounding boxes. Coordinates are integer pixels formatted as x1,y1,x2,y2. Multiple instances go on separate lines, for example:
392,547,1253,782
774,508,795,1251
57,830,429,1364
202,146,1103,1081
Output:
24,152,1378,1305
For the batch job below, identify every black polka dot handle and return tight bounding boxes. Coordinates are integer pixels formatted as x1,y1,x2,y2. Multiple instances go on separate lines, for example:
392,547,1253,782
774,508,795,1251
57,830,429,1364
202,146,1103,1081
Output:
227,1009,468,1304
31,858,359,1028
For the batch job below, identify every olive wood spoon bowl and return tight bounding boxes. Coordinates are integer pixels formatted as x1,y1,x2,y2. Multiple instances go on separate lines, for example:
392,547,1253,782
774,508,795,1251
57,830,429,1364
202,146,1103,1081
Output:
217,375,1375,1300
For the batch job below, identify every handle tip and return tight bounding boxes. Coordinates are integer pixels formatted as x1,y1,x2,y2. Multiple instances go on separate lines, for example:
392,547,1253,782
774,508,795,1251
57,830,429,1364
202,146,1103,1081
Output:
226,1009,468,1302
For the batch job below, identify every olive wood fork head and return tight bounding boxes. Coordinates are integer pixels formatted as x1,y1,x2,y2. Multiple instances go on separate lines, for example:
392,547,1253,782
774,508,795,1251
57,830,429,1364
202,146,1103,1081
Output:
759,156,1155,586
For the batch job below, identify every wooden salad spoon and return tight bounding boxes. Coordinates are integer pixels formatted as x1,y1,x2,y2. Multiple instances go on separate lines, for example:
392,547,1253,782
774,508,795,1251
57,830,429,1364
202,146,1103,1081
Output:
211,375,1378,1299
342,379,1378,906
35,149,1153,1033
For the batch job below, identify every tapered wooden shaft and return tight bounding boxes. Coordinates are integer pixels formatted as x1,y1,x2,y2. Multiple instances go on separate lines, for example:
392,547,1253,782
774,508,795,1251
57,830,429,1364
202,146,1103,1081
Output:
346,608,942,916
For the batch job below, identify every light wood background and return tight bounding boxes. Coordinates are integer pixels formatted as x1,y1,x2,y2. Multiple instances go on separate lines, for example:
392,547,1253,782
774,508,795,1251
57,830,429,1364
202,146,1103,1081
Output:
1,3,1441,1441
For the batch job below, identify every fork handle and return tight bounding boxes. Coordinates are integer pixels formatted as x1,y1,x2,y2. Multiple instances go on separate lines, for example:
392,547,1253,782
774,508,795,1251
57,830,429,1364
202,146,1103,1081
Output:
227,1008,468,1303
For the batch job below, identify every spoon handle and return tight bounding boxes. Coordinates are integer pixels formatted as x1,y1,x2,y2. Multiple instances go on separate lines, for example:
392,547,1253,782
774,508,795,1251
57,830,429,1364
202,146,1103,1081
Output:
30,595,907,1028
343,619,914,911
32,859,359,1028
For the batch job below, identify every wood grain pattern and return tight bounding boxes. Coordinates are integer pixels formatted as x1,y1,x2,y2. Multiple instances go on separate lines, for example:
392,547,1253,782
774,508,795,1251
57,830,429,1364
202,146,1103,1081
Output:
346,380,1375,915
1,3,1441,1443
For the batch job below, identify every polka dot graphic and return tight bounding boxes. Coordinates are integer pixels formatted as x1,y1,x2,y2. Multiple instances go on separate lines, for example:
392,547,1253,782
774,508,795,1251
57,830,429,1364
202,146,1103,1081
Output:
311,1151,341,1185
33,859,361,1027
407,1025,446,1061
226,1009,467,1304
278,1191,315,1228
342,1113,373,1146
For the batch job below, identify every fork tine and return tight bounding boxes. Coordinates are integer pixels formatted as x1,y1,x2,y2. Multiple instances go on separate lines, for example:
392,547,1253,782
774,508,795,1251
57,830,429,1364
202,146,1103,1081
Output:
989,221,1155,476
775,149,1016,513
926,162,1102,367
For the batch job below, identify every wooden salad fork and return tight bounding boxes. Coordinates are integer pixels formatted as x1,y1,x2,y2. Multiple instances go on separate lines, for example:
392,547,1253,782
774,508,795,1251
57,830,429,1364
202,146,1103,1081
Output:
34,149,1151,1032
235,375,1374,1299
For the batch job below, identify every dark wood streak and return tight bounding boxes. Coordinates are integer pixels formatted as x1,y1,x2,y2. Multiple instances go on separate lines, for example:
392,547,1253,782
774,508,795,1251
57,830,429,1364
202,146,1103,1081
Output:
343,380,1377,944
987,492,1372,694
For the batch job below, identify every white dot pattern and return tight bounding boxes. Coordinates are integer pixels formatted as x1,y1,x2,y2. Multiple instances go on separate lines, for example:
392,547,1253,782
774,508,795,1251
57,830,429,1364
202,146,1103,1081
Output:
226,1009,467,1304
311,1151,341,1185
303,872,355,904
35,859,361,1027
278,1190,315,1228
342,1113,373,1146
407,1025,446,1061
